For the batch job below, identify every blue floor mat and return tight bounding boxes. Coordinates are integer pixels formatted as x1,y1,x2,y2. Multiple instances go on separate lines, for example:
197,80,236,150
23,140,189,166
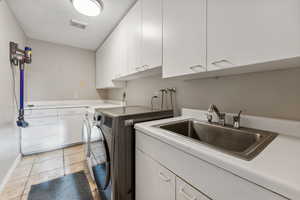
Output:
28,171,93,200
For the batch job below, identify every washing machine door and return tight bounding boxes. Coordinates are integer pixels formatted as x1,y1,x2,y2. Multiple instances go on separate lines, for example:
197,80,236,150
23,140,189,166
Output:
90,125,111,191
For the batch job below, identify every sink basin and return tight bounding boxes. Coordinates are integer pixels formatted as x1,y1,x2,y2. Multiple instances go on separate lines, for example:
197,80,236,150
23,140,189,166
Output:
155,120,278,161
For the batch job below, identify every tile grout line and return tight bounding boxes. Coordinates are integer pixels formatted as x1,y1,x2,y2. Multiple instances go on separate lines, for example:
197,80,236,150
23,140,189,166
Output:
63,148,66,176
20,156,36,199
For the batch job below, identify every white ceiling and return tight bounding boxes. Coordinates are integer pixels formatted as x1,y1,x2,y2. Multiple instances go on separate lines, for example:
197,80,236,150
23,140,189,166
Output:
7,0,136,50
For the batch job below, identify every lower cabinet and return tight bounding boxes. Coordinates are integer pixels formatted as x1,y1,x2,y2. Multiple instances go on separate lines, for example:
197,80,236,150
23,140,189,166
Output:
136,149,175,200
136,131,288,200
136,149,210,200
22,107,86,154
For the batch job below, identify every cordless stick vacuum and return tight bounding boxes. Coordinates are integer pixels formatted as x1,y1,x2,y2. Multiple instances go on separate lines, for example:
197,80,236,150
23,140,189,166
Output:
9,42,32,128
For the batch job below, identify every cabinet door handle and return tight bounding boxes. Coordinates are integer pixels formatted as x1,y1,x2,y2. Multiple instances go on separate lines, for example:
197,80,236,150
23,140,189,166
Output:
211,59,232,66
180,187,197,200
158,171,171,182
115,73,122,78
190,65,205,72
135,66,144,72
142,65,150,70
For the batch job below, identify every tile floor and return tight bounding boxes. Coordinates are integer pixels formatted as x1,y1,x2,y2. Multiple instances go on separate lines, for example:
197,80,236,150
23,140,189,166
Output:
0,144,101,200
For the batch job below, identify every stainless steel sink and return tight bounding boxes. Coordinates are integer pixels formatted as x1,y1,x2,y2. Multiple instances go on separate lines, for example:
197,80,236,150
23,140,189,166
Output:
155,120,278,161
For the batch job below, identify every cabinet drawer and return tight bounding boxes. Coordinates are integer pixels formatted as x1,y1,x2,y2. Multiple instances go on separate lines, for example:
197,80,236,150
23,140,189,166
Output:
27,116,58,126
176,177,210,200
26,109,58,118
24,109,32,117
58,107,86,116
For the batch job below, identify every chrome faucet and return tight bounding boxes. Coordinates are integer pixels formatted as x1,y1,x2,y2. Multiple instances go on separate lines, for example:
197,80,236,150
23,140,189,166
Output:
207,104,226,126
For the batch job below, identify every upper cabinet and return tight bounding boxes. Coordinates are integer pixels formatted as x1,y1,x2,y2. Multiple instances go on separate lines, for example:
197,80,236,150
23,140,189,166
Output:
141,0,163,70
207,0,300,71
96,0,163,88
96,23,125,89
162,0,207,78
125,1,142,75
96,39,110,89
115,20,128,79
125,0,163,74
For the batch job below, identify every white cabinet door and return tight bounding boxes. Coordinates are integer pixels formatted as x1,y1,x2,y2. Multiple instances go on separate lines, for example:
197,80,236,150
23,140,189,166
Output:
125,1,142,74
108,25,126,80
207,0,300,71
22,109,59,154
95,47,104,89
176,177,210,200
136,149,175,200
141,0,162,69
96,42,110,89
96,28,125,89
163,0,207,78
114,20,128,78
58,108,86,145
22,116,60,154
59,114,84,145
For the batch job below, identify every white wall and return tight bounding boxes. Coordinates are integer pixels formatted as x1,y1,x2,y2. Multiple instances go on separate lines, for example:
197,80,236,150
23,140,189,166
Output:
0,0,26,186
107,67,300,121
26,39,106,101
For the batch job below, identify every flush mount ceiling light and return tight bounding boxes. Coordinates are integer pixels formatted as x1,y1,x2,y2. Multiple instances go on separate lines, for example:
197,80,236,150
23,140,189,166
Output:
71,0,104,17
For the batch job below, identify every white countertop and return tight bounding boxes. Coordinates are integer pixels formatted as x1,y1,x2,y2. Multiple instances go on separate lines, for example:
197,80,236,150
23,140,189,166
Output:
135,112,300,199
24,100,123,110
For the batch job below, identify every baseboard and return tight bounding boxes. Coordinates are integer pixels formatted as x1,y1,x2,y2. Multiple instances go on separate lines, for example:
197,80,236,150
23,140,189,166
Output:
0,154,22,194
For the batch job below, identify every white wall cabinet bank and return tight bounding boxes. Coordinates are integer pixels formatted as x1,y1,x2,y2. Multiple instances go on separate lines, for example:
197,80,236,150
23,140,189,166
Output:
135,131,288,200
96,0,300,84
